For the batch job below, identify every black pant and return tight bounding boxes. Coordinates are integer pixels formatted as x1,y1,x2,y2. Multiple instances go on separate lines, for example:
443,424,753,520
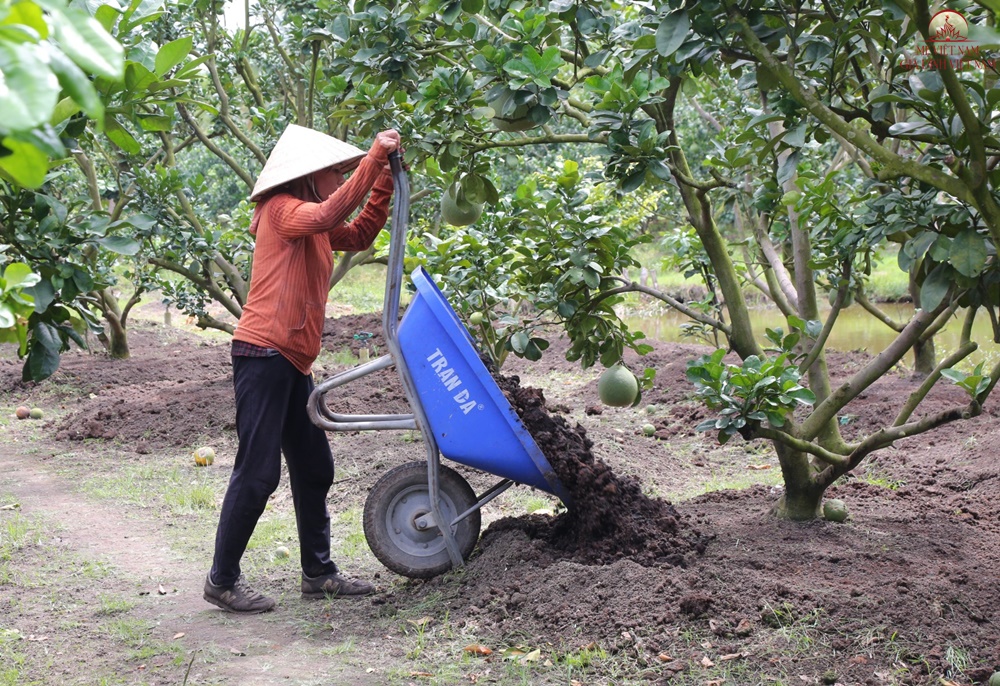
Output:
210,354,337,587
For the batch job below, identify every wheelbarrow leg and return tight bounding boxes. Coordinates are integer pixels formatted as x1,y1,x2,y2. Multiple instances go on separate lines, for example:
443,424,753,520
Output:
423,434,465,570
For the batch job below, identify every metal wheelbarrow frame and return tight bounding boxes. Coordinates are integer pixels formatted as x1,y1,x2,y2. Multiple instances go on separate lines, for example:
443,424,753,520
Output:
307,153,569,578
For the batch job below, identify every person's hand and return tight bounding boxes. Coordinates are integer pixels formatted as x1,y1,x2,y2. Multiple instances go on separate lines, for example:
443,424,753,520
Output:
374,129,400,154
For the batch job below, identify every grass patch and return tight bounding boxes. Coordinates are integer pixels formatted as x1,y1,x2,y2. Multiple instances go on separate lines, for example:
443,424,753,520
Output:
0,628,27,686
0,512,44,586
319,637,356,657
854,466,906,491
866,250,910,302
81,461,221,515
318,347,361,368
97,593,136,616
333,507,368,560
333,263,406,314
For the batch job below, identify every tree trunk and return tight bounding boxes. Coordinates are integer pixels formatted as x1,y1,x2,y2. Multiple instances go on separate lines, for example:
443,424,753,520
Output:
93,288,131,359
912,336,936,377
771,443,825,520
909,270,937,376
104,318,130,359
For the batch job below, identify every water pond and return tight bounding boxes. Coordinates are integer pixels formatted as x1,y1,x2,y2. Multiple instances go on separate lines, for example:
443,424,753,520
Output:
625,302,999,367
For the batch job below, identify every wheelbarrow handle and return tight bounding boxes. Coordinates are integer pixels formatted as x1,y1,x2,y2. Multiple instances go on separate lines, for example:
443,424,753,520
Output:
388,149,404,176
382,150,410,332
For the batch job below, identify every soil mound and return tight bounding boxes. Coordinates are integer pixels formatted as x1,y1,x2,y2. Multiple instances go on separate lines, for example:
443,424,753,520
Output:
491,373,708,567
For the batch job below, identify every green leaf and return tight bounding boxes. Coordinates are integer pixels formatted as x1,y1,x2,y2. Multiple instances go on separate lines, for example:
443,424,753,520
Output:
96,235,140,255
948,229,987,278
510,330,529,353
172,53,212,80
655,10,689,58
103,115,141,154
95,4,120,31
920,263,952,311
23,279,55,312
50,96,81,125
940,367,965,383
2,262,41,290
0,136,49,187
0,303,15,328
137,113,173,131
50,7,124,80
23,321,61,381
154,35,192,76
6,1,48,38
46,46,104,119
125,61,158,91
0,41,61,131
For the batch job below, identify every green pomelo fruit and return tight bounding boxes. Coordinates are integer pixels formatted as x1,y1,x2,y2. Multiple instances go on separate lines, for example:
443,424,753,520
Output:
492,116,538,132
469,312,485,325
29,408,43,420
440,186,484,227
275,546,290,560
491,102,538,132
642,423,656,437
598,365,639,407
988,671,1000,686
823,498,849,523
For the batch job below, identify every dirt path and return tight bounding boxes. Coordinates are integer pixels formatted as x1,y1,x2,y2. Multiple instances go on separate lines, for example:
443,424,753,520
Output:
0,446,380,686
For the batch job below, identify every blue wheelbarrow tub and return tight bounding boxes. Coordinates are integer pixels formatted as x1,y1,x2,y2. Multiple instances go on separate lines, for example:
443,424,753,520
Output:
397,267,570,504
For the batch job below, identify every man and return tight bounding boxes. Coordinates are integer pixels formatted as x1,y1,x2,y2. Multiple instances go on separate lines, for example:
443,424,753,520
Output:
204,124,400,613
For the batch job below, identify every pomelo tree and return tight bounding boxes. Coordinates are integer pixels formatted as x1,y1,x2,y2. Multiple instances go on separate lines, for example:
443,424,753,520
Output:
0,0,131,378
322,0,1000,520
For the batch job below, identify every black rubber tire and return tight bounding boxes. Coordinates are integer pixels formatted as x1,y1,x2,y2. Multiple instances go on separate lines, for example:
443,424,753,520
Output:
363,462,481,579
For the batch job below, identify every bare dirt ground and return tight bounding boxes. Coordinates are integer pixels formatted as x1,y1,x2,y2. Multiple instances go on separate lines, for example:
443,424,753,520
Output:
1,310,999,685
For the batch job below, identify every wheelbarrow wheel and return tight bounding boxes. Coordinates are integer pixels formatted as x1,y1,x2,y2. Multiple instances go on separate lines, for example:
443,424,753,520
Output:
363,461,481,579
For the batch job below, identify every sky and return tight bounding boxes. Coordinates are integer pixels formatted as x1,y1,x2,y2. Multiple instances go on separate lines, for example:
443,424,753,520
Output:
221,0,249,30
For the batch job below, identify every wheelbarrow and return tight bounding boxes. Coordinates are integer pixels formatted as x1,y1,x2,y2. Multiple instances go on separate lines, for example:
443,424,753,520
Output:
307,152,570,579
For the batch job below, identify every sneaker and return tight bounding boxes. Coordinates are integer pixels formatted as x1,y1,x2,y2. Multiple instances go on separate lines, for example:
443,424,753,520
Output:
204,574,276,614
301,571,375,599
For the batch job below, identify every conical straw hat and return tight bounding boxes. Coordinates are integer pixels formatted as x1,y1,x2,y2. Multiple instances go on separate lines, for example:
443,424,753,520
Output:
250,124,367,201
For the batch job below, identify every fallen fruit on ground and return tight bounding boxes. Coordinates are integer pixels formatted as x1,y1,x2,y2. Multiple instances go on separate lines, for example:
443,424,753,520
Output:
193,446,215,466
15,406,30,420
597,365,639,407
823,498,849,522
642,424,656,437
29,408,43,420
274,546,290,560
988,671,1000,686
440,185,484,227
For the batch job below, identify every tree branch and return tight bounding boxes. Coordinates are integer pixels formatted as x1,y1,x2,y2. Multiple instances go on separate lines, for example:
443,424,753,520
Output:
744,202,799,311
600,278,732,335
472,133,606,151
855,289,904,332
149,256,244,320
176,104,255,189
754,427,848,468
797,262,851,374
894,340,977,426
800,298,949,439
729,9,972,203
206,55,268,165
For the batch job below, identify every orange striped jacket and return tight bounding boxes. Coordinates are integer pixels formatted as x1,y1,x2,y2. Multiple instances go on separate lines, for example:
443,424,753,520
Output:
233,148,394,374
